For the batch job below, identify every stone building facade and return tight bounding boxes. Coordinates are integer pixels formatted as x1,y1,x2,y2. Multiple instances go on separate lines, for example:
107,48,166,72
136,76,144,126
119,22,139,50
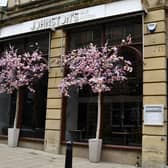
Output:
0,0,168,168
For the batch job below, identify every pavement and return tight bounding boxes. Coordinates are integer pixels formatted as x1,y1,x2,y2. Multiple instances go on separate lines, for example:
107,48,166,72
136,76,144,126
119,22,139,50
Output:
0,144,137,168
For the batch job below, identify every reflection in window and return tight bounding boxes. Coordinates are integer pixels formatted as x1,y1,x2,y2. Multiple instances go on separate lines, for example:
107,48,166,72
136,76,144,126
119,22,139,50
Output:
0,31,49,138
0,94,10,135
69,28,102,49
20,73,48,138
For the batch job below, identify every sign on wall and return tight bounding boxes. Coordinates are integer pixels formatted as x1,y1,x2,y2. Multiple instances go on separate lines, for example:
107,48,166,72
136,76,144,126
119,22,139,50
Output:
0,0,144,38
0,0,7,7
144,104,164,126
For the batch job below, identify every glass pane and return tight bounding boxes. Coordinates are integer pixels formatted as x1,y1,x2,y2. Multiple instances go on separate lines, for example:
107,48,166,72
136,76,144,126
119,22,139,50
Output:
20,70,48,138
0,31,49,139
25,33,49,55
105,24,123,44
66,26,102,142
66,16,142,146
105,17,142,45
69,27,102,50
103,100,142,146
103,17,142,146
102,44,142,146
0,94,10,135
65,86,97,142
65,87,80,141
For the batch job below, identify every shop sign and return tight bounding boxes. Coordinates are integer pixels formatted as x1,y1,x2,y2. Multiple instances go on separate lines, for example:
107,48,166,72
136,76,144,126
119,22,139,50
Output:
30,9,97,31
144,104,164,126
0,0,144,38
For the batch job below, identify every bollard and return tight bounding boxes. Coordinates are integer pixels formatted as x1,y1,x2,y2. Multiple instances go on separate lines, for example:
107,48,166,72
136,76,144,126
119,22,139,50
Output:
65,141,73,168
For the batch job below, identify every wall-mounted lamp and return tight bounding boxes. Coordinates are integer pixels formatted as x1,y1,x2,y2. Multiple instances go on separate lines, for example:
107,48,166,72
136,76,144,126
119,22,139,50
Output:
147,23,157,33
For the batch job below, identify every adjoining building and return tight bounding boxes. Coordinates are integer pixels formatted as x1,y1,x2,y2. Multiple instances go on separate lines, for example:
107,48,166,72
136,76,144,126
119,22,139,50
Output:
0,0,167,168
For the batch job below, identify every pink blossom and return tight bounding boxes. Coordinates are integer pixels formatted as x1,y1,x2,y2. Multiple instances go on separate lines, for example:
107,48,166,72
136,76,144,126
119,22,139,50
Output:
59,43,133,96
0,46,48,94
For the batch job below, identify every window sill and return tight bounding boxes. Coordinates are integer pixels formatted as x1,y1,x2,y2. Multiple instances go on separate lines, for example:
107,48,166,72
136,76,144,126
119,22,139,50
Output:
0,134,8,139
0,135,44,143
61,140,88,147
61,140,142,151
103,144,142,151
20,137,44,143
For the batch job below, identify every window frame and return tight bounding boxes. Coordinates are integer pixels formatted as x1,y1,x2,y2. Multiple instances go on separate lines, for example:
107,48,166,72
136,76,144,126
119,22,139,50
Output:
61,16,143,150
0,31,50,140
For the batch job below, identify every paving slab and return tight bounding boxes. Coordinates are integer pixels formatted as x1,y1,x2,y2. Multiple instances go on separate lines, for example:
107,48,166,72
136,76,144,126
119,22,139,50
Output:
0,144,137,168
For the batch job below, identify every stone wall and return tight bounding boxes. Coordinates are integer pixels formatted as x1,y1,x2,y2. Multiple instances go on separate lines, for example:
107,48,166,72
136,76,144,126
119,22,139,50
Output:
1,0,168,166
8,0,32,7
2,0,116,26
44,30,65,154
142,5,167,168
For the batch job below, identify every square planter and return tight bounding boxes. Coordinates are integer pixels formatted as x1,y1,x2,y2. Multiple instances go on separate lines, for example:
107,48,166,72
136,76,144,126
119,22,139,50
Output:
8,128,20,147
88,138,102,162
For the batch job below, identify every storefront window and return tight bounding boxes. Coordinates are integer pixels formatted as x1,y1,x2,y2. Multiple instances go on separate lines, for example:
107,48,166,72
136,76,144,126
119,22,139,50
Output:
0,94,10,135
64,16,142,147
0,31,49,139
103,45,142,146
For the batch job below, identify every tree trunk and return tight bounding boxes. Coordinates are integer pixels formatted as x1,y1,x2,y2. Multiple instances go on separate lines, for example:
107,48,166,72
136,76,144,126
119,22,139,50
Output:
13,89,19,129
96,92,101,139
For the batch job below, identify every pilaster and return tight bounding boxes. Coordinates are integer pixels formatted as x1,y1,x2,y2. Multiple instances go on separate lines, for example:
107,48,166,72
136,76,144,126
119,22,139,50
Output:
142,7,167,168
44,29,65,154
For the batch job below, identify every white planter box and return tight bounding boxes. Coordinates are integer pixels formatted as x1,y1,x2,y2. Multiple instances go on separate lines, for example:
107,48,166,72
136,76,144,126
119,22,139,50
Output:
8,128,20,147
88,138,102,162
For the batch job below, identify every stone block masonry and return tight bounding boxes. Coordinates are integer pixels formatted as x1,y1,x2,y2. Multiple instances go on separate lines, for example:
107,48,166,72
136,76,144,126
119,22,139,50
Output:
44,29,66,154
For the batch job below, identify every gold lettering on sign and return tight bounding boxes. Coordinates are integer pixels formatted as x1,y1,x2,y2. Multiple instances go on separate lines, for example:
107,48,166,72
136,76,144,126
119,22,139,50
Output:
31,12,80,31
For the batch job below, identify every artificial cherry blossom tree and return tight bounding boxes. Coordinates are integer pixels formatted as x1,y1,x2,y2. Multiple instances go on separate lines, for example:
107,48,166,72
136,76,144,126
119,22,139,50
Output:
0,46,48,129
60,43,133,140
